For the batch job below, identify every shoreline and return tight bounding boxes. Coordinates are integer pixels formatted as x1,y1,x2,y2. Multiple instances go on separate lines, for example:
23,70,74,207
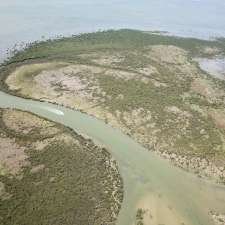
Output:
1,28,225,65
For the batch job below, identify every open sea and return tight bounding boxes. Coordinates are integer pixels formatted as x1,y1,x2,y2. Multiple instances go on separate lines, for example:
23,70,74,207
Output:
1,0,225,61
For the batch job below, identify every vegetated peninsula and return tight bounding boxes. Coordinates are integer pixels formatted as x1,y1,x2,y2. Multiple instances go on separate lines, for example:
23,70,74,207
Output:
0,29,225,184
0,108,123,225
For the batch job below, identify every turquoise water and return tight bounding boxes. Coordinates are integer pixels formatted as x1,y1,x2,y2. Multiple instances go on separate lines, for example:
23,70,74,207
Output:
1,0,225,61
0,90,225,225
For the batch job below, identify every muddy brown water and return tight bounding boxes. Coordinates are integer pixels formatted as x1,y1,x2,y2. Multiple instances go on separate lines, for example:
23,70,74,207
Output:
0,90,225,225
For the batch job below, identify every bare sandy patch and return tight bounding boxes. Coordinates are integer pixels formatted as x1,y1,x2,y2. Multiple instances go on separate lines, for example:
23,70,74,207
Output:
31,138,53,151
92,53,125,66
211,211,225,225
135,194,190,225
145,45,200,79
199,47,222,56
151,79,168,88
165,106,191,118
30,164,45,174
208,109,225,130
31,65,103,110
6,62,69,91
137,65,159,77
191,78,219,102
2,109,59,136
0,137,29,175
6,64,103,108
34,64,100,97
6,63,152,105
148,45,188,65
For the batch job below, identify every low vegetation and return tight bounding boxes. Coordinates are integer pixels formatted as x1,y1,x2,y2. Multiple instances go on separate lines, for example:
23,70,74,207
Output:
0,109,123,225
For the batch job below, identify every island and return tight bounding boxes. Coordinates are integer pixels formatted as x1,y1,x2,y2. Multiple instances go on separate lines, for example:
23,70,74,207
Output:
0,29,225,225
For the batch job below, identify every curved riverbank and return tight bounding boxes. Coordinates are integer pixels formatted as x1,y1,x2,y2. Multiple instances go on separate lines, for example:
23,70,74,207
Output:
0,90,225,225
0,107,123,225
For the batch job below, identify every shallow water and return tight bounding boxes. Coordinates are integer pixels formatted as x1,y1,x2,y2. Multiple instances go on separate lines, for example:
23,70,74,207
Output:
196,58,225,80
0,90,225,225
1,0,225,62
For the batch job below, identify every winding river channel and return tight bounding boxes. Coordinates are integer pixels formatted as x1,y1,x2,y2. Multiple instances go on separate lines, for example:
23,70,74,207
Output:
0,90,225,225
